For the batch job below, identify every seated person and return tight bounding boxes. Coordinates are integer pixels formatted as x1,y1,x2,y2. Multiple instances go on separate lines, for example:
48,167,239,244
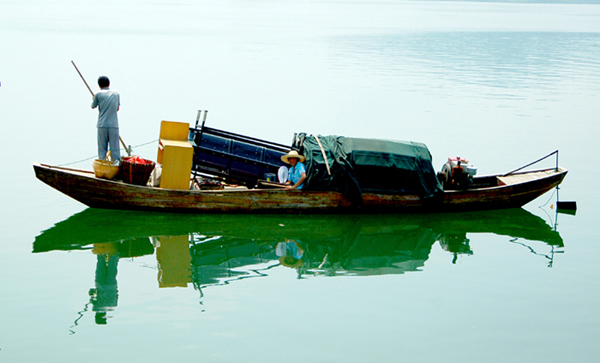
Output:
281,150,307,190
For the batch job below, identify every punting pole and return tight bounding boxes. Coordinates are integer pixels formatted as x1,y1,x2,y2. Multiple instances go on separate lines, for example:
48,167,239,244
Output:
72,61,95,97
71,60,131,156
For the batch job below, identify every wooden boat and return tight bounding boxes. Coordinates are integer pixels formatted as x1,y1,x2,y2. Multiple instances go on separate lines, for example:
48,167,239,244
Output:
33,162,566,213
34,115,567,213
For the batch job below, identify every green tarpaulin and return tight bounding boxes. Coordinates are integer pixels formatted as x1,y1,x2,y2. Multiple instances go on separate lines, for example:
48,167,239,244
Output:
294,134,443,203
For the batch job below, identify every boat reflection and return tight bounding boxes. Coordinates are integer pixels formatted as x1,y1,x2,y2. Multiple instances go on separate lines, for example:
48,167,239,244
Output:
33,208,563,328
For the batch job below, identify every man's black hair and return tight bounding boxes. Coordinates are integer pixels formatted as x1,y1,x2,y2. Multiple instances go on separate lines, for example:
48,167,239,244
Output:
98,76,110,88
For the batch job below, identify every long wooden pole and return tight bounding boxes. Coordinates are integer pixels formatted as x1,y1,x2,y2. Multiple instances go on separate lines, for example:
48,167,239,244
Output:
71,60,131,156
71,61,95,97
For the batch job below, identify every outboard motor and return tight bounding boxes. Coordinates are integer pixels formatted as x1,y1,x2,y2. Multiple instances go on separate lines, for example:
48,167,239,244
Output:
439,157,477,189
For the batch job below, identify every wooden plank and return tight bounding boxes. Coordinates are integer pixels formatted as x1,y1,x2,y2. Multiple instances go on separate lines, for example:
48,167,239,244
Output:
497,169,556,186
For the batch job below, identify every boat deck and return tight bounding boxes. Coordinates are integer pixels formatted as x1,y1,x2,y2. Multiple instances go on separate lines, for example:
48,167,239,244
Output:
497,169,558,186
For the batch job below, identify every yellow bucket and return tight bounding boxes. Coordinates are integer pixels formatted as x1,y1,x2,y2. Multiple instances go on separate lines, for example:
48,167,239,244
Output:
92,151,120,179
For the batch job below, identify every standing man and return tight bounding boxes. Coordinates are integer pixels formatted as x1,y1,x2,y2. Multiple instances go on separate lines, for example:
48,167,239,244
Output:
91,76,121,165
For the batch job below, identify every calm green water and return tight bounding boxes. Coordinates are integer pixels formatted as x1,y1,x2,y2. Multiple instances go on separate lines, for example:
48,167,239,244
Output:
2,0,600,362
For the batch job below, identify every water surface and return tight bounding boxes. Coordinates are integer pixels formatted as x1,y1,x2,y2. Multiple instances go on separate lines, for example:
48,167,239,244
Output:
1,0,599,362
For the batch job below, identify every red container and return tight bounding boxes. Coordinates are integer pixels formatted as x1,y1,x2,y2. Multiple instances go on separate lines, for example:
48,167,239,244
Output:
120,156,156,186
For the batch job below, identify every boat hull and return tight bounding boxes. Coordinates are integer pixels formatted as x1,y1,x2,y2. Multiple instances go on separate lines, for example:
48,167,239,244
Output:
33,163,567,213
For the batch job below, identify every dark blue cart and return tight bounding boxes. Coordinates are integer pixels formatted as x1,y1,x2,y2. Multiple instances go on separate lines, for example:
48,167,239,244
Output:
188,111,290,187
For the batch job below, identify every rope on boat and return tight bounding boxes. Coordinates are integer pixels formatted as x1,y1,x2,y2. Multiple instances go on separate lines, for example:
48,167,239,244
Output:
502,150,559,177
538,186,557,208
58,139,159,167
312,134,331,176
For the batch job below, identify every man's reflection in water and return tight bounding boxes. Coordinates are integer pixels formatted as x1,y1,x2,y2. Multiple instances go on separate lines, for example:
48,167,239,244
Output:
88,243,119,325
276,239,304,270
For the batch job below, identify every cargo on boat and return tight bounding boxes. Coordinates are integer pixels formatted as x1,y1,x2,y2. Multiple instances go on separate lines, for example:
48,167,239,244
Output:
33,112,567,213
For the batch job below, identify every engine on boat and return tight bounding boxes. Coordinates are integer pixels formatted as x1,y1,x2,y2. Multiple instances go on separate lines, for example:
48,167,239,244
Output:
438,157,477,189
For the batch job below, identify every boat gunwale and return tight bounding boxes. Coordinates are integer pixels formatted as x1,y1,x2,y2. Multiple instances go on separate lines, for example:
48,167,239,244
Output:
33,161,568,214
34,162,323,196
444,166,567,194
34,163,567,197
